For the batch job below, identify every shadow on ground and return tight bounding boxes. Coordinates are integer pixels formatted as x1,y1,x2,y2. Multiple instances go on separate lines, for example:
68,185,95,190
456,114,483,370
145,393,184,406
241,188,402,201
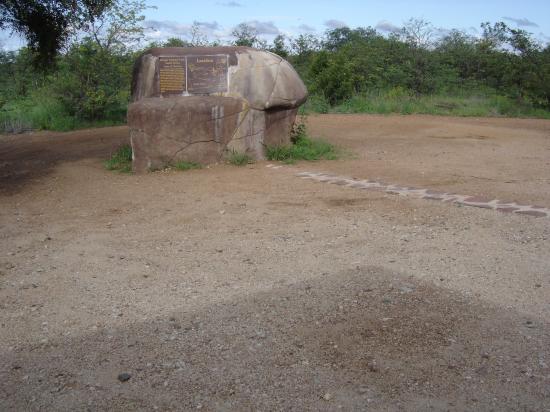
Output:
1,265,548,411
0,127,129,195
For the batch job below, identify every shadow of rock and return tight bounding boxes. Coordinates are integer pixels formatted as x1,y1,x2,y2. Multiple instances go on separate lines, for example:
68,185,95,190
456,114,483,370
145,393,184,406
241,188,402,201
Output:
1,266,548,410
0,127,129,195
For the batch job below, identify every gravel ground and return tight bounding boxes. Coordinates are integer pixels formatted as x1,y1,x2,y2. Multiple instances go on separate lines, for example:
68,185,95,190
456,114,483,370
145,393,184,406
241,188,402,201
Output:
0,115,549,411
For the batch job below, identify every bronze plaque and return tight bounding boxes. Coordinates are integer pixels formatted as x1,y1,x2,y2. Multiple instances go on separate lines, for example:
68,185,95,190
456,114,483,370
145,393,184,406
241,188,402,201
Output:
158,56,186,96
187,55,228,94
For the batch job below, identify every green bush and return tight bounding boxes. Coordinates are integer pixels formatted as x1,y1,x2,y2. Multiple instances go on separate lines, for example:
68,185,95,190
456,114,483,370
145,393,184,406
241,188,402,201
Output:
266,123,338,163
326,90,550,119
3,19,550,133
300,94,331,114
53,39,132,122
0,91,125,133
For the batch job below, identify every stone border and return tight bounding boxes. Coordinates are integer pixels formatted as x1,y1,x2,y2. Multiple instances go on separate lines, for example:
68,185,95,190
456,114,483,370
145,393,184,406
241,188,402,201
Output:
265,165,550,218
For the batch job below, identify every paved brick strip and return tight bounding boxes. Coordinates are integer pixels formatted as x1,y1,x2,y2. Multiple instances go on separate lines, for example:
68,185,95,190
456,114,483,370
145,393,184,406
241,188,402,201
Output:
266,165,549,218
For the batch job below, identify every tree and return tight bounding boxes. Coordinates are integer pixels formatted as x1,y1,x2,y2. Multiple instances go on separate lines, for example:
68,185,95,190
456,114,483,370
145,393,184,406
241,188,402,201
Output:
188,22,210,47
48,0,148,120
0,0,113,65
435,30,478,82
269,34,288,58
323,27,379,51
231,23,257,47
505,28,542,101
536,46,550,107
0,48,46,101
164,37,191,47
479,22,509,51
399,18,435,49
309,50,355,104
83,0,148,53
290,34,320,64
324,27,354,51
53,37,132,120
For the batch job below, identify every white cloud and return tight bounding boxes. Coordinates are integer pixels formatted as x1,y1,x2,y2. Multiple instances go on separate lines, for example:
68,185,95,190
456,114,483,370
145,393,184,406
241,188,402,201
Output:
503,17,539,28
143,20,191,36
217,1,243,7
375,20,400,33
324,19,348,29
242,20,280,35
435,27,451,37
537,32,550,45
195,21,221,31
297,24,316,33
142,20,224,43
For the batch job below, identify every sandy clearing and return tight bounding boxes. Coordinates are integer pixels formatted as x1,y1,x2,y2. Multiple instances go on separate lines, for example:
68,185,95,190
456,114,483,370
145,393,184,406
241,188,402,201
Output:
1,114,549,411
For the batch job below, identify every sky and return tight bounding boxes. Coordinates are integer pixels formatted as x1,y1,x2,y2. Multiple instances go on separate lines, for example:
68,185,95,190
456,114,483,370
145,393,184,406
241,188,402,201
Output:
2,0,550,50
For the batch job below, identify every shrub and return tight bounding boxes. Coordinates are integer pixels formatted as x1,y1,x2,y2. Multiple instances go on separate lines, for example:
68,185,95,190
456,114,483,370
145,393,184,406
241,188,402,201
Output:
228,150,253,166
104,145,132,173
266,123,338,163
300,94,330,114
327,90,550,119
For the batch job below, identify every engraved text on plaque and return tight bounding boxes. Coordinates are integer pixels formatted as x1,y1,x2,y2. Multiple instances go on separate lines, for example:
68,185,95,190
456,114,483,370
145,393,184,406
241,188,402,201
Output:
187,55,228,94
159,57,186,96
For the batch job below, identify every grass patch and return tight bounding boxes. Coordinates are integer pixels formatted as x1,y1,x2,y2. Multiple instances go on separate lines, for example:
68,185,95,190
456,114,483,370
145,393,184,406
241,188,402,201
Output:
305,89,550,119
0,94,126,134
266,123,339,163
104,145,132,173
172,161,202,171
228,150,254,166
299,94,331,115
0,106,125,134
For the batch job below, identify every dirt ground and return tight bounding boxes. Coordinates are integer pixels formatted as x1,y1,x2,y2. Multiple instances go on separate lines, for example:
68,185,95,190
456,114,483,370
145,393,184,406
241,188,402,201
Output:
1,114,549,411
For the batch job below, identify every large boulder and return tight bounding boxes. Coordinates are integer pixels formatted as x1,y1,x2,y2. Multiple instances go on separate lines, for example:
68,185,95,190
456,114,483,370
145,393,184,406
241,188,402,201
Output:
128,46,307,172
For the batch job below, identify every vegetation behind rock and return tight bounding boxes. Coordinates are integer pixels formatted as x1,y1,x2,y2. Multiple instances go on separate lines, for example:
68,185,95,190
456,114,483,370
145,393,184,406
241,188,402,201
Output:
2,4,550,133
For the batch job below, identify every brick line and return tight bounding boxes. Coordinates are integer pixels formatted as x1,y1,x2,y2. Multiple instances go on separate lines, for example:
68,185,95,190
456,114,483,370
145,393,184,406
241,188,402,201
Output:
265,165,549,218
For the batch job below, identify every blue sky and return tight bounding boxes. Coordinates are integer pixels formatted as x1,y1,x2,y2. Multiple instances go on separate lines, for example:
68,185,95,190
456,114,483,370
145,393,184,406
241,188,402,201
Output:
144,0,550,41
2,0,549,50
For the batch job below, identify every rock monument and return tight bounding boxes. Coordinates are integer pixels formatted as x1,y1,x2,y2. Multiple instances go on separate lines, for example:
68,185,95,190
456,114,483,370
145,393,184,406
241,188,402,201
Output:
128,46,308,172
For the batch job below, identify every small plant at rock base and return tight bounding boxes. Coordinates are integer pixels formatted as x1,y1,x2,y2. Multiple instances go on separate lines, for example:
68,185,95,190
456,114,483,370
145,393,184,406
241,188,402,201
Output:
173,161,202,171
104,144,132,173
290,122,307,144
228,150,253,166
266,122,338,163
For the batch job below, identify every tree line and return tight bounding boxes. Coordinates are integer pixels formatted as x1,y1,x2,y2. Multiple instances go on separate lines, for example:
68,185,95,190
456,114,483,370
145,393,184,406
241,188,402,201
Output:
1,1,550,132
